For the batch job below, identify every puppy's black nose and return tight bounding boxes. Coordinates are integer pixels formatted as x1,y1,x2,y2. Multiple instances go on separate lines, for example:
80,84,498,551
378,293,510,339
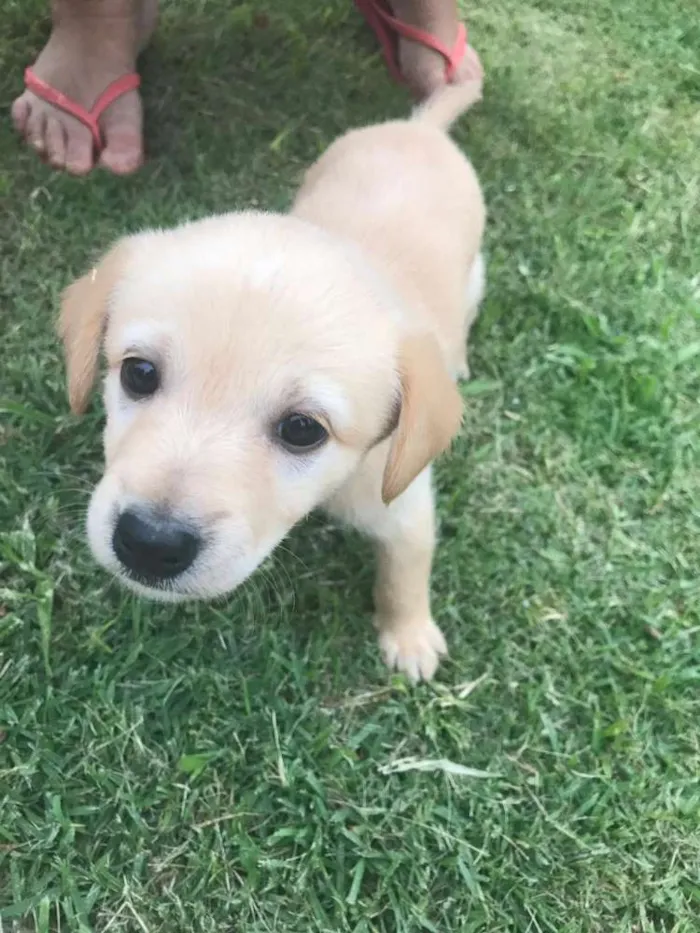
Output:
113,508,200,582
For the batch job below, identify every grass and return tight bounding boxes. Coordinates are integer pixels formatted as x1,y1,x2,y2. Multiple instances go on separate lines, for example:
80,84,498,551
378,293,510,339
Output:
1,0,699,930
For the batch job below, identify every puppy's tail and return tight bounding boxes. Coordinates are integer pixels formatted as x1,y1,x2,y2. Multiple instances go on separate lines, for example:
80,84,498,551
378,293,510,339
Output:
411,80,482,132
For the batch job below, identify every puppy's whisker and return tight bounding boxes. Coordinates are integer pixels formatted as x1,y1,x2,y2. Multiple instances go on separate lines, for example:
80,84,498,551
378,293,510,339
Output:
32,473,95,492
273,542,312,574
239,573,269,621
239,560,289,621
263,553,292,589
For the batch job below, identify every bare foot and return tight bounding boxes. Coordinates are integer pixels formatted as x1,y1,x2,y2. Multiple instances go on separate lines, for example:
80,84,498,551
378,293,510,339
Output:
12,0,158,175
389,0,483,98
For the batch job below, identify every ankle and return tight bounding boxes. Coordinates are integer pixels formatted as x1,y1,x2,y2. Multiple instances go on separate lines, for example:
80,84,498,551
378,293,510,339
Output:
51,0,139,28
50,0,140,59
390,0,460,37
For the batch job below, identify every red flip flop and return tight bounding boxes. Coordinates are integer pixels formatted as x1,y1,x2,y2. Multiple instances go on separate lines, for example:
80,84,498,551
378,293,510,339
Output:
354,0,468,84
24,67,141,152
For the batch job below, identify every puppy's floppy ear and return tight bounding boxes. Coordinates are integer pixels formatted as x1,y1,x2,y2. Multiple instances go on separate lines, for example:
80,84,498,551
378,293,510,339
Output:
57,241,127,415
382,334,463,505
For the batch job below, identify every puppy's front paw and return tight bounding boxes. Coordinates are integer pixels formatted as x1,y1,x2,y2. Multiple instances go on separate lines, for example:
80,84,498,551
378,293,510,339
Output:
378,618,448,683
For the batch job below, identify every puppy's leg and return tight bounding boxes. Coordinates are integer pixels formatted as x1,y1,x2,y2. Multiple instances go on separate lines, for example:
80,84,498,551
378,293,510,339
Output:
372,469,446,682
361,468,447,682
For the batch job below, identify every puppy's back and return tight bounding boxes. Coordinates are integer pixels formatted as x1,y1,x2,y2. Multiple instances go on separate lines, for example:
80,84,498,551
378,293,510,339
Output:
292,85,485,350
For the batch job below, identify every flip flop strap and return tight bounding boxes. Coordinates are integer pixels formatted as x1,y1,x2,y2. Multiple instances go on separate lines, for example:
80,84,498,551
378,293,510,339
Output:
355,0,403,82
358,1,467,82
24,68,141,149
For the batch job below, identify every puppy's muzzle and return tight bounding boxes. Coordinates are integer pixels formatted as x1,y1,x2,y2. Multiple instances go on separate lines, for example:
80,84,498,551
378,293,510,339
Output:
112,508,201,585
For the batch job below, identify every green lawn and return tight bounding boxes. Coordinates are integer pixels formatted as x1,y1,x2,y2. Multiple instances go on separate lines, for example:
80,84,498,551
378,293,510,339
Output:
1,0,699,930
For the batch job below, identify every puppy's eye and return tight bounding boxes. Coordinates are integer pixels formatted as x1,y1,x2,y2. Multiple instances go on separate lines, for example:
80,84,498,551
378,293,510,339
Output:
120,358,160,399
276,413,328,452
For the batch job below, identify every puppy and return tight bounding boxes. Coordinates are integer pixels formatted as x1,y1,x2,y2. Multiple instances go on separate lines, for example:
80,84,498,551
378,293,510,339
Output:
59,81,486,682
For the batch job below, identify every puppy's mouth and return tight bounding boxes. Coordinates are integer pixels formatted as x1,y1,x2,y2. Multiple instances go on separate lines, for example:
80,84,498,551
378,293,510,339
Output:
114,570,196,603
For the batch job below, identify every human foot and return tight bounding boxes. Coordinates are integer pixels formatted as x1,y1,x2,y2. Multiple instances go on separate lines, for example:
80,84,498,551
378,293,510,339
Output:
356,0,483,98
12,0,157,175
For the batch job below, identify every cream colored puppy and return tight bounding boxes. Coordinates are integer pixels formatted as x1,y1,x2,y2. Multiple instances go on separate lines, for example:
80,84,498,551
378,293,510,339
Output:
59,81,486,682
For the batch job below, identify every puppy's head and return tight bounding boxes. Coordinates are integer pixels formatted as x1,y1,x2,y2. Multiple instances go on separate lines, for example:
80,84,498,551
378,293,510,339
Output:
60,213,461,601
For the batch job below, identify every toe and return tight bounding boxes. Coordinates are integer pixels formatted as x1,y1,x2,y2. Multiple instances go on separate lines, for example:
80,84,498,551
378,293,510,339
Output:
45,116,67,170
12,90,92,173
25,109,47,156
99,128,143,175
99,105,144,175
64,122,94,176
98,91,143,176
11,95,31,135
